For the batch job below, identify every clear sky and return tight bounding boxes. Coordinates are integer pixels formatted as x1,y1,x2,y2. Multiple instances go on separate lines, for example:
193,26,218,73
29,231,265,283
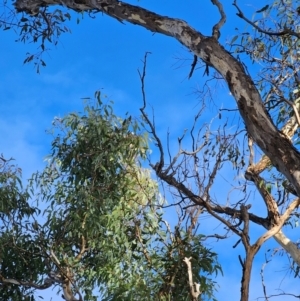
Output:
1,1,299,300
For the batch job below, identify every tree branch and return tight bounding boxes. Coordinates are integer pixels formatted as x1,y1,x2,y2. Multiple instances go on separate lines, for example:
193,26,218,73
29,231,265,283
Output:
183,257,201,300
233,0,300,39
13,0,300,197
0,274,54,290
211,0,226,39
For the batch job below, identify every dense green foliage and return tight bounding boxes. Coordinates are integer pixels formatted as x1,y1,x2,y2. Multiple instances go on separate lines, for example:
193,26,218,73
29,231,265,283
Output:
0,93,221,300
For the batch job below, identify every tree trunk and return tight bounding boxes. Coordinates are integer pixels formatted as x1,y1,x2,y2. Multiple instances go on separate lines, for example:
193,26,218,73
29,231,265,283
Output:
240,250,255,301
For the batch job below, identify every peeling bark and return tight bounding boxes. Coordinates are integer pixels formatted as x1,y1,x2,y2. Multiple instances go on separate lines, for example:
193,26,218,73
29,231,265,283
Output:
14,0,300,197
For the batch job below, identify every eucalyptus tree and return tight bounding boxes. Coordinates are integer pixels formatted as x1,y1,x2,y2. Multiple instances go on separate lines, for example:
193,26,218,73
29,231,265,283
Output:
0,96,221,301
1,0,300,300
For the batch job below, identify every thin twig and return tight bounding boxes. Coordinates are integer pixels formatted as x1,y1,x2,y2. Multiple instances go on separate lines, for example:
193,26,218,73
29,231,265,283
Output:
233,0,300,39
138,52,164,173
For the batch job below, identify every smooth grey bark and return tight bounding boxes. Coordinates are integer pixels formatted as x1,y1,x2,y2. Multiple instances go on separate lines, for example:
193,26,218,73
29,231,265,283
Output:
274,230,300,266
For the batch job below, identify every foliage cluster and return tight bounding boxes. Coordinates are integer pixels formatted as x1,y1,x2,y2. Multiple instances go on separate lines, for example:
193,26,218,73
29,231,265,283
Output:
0,94,221,301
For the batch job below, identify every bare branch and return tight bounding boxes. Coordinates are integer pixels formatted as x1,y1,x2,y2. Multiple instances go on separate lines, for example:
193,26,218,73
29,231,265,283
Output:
245,171,280,223
211,0,226,39
0,274,54,290
13,0,300,197
188,55,198,79
50,248,61,265
183,257,201,300
138,52,164,173
240,204,250,247
260,255,271,301
233,0,300,39
75,235,88,262
252,198,300,253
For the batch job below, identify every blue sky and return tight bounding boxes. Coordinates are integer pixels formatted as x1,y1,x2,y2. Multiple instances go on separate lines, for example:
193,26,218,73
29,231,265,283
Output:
1,1,299,300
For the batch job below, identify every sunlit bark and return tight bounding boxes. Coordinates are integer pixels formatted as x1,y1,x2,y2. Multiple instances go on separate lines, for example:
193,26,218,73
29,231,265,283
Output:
14,0,300,196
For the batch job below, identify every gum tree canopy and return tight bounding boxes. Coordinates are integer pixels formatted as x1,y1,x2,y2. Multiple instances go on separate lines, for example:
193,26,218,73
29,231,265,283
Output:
1,0,300,301
0,98,222,301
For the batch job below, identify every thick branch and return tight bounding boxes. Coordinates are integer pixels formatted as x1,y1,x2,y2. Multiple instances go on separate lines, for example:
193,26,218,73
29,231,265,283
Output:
245,171,280,223
239,198,299,301
14,0,300,197
248,96,300,175
266,198,300,266
246,163,300,265
240,250,255,301
273,229,300,266
157,170,268,227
